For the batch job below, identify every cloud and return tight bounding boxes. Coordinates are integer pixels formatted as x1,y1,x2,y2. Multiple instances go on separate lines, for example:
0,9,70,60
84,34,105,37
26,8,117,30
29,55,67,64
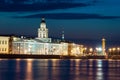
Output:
14,13,120,19
0,2,89,12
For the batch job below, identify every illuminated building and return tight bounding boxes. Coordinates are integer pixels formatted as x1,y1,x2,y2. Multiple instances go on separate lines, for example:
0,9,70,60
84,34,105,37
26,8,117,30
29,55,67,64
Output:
12,38,68,55
0,36,12,54
102,38,106,55
68,43,84,56
36,18,51,42
0,18,84,56
12,18,69,55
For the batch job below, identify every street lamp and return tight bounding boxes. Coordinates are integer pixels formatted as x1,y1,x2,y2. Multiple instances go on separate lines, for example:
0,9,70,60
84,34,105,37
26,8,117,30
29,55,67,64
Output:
89,48,93,55
112,48,116,55
117,47,120,55
109,48,112,56
84,47,87,56
89,48,93,52
96,47,102,55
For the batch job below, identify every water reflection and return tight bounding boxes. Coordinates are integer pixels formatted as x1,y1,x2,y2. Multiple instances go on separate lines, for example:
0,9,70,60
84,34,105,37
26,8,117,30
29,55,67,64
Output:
0,59,120,80
25,59,33,80
96,60,103,80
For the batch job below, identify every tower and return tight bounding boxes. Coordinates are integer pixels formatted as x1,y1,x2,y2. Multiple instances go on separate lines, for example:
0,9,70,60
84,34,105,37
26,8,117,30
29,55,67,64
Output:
38,18,48,38
102,38,106,55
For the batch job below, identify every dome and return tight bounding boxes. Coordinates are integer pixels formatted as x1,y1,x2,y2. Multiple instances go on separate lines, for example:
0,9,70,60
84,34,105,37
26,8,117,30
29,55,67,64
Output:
40,18,46,28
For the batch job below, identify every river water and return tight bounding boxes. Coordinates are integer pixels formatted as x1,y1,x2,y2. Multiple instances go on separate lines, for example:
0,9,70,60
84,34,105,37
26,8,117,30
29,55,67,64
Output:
0,59,120,80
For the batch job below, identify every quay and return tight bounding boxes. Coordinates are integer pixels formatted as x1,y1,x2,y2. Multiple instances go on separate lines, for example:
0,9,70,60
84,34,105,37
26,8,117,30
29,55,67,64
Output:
0,54,107,59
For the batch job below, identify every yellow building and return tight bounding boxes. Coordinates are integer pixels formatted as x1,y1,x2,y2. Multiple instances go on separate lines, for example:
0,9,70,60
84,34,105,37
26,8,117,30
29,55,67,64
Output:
0,36,12,54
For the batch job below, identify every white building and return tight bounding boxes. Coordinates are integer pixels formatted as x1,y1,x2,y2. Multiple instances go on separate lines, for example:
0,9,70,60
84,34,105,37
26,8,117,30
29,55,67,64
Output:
11,18,84,56
12,18,68,55
36,18,51,42
12,39,68,55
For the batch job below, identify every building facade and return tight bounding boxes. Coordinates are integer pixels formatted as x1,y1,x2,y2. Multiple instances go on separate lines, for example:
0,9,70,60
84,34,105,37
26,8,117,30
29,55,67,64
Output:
12,38,68,55
0,36,12,54
11,18,84,55
12,18,69,55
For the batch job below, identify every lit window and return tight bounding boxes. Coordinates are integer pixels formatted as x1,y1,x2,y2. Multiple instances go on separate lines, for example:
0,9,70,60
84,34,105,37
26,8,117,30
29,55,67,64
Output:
2,48,4,51
4,48,6,51
2,41,4,44
5,41,7,44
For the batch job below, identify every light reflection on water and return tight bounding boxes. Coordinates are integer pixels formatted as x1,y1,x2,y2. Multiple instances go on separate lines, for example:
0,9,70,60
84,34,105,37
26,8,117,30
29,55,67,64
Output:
0,59,120,80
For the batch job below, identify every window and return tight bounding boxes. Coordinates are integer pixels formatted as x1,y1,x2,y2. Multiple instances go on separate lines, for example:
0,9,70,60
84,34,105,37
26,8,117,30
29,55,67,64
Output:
40,34,41,38
5,41,7,44
43,34,46,38
4,48,6,51
2,41,4,44
2,48,4,51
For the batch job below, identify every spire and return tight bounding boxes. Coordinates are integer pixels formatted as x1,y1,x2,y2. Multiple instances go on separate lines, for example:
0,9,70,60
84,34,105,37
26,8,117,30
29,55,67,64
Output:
62,28,64,40
41,17,45,23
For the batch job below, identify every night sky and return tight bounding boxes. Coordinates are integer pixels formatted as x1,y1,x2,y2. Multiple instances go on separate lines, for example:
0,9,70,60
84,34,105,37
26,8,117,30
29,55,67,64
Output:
0,0,120,45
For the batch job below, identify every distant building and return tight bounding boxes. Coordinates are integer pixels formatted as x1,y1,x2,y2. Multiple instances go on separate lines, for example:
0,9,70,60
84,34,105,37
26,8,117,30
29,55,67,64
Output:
68,43,84,56
0,36,12,54
12,18,69,55
0,18,84,56
12,38,68,55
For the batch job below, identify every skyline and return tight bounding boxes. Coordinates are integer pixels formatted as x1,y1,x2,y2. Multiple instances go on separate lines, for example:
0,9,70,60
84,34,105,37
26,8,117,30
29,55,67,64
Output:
0,0,120,45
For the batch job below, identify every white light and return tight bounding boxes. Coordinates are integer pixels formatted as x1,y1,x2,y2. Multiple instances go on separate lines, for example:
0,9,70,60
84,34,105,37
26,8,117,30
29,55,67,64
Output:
98,48,102,51
96,47,102,52
89,48,93,52
97,60,102,67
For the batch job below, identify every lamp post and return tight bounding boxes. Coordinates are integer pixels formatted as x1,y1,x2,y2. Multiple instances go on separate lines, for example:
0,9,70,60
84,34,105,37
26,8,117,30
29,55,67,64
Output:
109,48,112,56
117,47,120,55
112,48,116,55
84,47,87,56
89,48,93,55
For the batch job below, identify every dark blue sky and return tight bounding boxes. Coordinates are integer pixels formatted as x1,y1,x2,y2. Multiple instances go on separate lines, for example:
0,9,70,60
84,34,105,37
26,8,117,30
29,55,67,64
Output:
0,0,120,43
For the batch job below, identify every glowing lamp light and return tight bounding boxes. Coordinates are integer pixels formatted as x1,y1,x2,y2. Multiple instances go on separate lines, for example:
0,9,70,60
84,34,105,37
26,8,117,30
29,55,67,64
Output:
89,48,93,52
96,47,102,52
112,48,116,51
117,48,120,51
84,47,87,51
109,48,112,52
